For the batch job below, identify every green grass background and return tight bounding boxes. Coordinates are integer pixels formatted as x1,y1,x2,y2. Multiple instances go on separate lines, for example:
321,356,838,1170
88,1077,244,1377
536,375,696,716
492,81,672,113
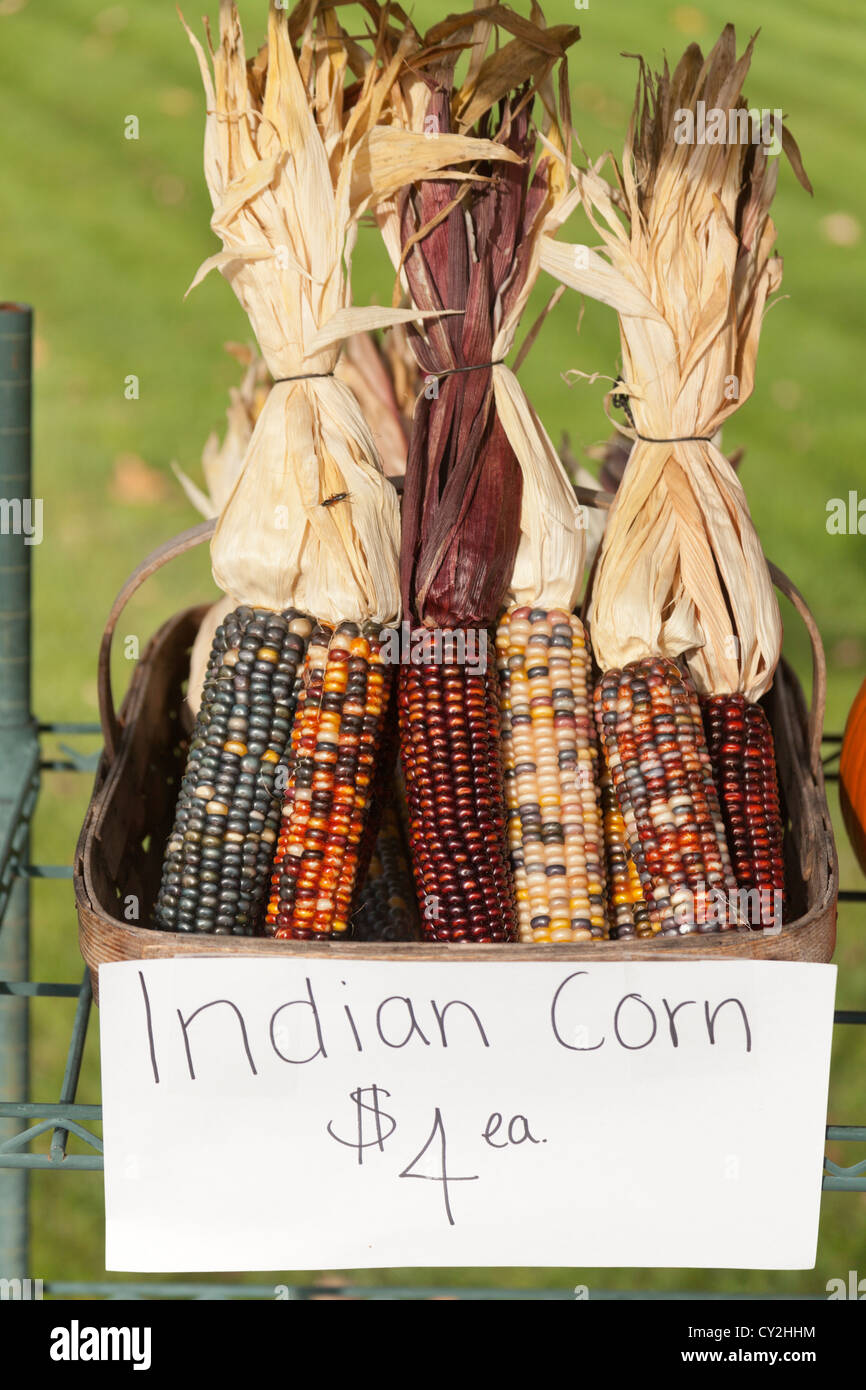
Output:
0,0,863,1296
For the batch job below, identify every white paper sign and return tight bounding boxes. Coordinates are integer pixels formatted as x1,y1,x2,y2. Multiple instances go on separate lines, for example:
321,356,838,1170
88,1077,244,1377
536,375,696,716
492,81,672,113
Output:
100,958,836,1272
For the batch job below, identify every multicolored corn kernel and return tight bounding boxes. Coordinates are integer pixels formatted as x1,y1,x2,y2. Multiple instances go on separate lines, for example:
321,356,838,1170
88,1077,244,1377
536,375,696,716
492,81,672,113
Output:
353,684,399,890
155,605,313,935
352,791,421,942
496,606,605,944
703,694,785,925
398,630,517,943
600,772,652,939
266,622,392,940
594,657,739,936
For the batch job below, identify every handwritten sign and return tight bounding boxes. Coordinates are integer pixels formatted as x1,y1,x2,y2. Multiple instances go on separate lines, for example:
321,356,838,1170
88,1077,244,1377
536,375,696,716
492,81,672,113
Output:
100,958,836,1272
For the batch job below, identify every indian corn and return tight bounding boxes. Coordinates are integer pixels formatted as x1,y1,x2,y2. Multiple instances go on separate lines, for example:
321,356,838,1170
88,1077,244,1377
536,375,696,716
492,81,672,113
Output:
266,623,391,939
600,773,652,939
398,633,517,943
496,607,605,943
594,657,740,935
155,606,312,935
703,694,785,925
352,793,420,943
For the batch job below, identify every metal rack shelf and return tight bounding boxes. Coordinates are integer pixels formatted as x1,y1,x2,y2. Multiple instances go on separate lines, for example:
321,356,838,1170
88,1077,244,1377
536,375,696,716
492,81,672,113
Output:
0,305,863,1298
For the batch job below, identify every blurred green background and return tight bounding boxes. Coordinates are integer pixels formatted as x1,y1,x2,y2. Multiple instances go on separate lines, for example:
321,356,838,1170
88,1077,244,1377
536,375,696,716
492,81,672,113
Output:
0,0,863,1296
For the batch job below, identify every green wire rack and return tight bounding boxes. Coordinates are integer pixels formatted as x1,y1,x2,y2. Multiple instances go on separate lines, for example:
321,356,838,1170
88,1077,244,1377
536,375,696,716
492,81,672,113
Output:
1,305,863,1300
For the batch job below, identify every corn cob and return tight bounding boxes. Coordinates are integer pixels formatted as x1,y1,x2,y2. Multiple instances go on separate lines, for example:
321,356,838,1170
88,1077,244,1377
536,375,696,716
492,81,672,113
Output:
702,694,785,925
398,632,517,943
496,607,605,943
352,793,421,942
600,773,652,939
155,606,313,935
266,623,392,939
353,686,399,891
594,658,739,935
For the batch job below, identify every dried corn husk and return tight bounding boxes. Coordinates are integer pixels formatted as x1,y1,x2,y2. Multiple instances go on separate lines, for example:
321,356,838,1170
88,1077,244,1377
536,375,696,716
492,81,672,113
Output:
180,330,421,715
379,9,584,624
558,434,610,574
175,329,418,519
541,27,810,700
335,328,419,479
583,428,743,498
183,1,516,624
184,330,414,716
172,343,269,519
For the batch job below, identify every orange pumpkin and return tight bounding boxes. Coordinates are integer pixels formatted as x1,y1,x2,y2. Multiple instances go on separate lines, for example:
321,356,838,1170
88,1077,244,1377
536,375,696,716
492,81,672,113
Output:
840,677,866,874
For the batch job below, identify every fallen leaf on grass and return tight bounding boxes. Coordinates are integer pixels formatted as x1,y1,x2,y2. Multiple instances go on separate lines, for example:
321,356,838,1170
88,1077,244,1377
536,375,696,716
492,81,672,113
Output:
110,453,170,504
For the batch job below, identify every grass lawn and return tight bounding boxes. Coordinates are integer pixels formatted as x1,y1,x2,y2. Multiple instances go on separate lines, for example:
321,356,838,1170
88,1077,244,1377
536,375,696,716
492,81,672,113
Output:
0,0,863,1295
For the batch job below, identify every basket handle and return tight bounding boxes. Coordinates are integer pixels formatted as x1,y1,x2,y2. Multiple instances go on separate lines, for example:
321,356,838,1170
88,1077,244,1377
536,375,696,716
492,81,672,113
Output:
766,560,827,777
98,519,215,765
575,485,827,778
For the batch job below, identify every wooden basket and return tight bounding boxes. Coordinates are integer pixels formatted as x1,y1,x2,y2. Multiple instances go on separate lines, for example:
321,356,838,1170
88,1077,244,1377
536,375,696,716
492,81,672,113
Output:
74,523,838,1001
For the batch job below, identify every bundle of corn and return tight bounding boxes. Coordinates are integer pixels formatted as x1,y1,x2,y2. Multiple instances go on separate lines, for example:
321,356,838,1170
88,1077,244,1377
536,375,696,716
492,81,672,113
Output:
542,28,810,930
172,352,414,932
480,35,609,949
159,0,513,940
376,10,584,943
184,0,520,622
